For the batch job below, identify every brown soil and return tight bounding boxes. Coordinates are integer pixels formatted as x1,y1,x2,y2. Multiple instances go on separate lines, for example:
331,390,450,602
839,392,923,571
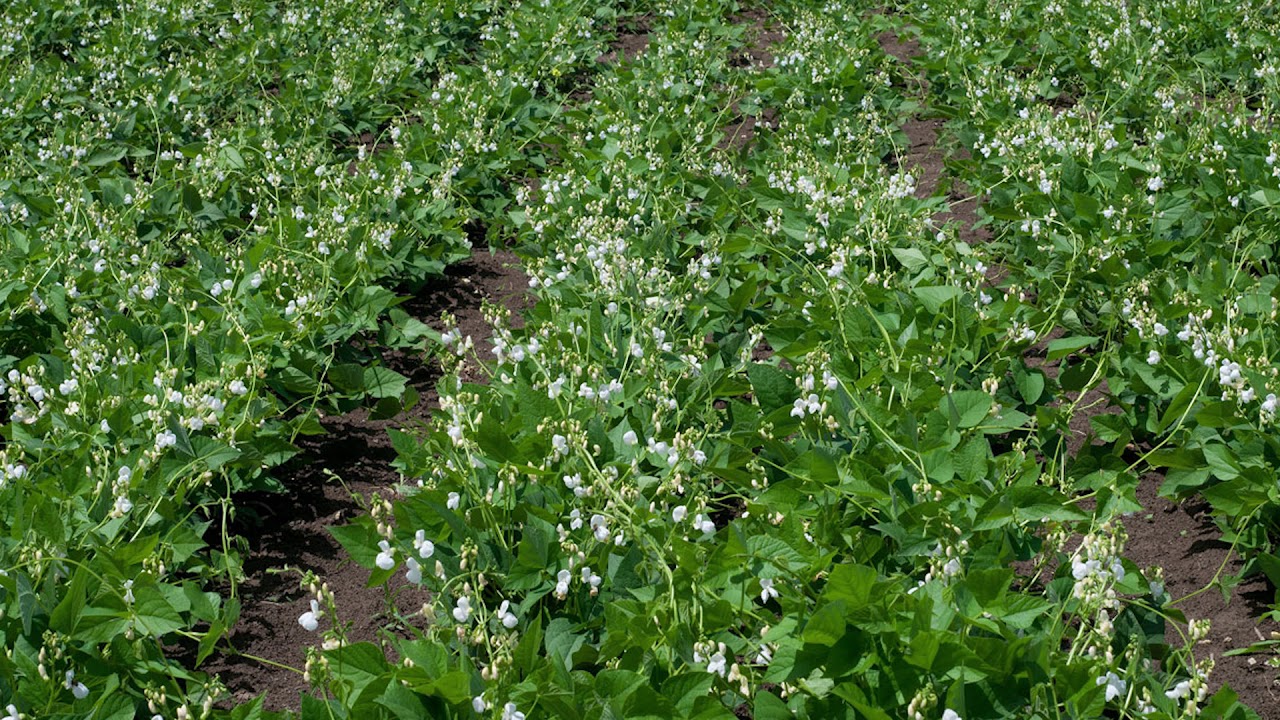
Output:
877,29,920,65
717,10,784,153
875,13,1280,717
1125,476,1280,715
730,8,784,69
1023,328,1121,457
196,249,529,712
719,105,778,153
878,30,990,246
598,15,652,65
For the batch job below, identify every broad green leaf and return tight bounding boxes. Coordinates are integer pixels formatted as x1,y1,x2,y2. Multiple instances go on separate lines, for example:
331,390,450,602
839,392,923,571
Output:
802,601,846,646
748,362,795,413
941,390,992,428
1045,336,1098,361
912,285,961,313
363,366,408,399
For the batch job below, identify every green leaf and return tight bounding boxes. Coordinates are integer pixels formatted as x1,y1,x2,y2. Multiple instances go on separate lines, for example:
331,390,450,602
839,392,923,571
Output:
1202,444,1241,481
753,691,792,720
330,363,366,394
1045,336,1098,361
327,642,390,708
941,390,992,428
50,565,90,634
364,366,408,399
220,145,246,170
964,567,1012,607
301,693,346,720
331,522,380,568
411,670,472,705
545,618,586,670
822,564,876,609
133,586,185,638
96,694,140,720
514,612,544,676
1157,379,1203,433
891,247,929,271
747,363,795,413
1250,188,1280,207
192,436,241,470
802,601,846,646
87,145,128,167
1016,370,1045,404
912,285,961,313
661,673,714,715
377,682,427,720
1257,553,1280,588
476,414,518,462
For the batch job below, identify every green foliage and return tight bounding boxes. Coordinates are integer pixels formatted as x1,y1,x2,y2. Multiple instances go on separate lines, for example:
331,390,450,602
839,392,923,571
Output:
3,0,1279,718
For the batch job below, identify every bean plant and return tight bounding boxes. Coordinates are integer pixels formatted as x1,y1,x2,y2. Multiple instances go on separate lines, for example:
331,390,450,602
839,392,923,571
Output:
1,0,1278,719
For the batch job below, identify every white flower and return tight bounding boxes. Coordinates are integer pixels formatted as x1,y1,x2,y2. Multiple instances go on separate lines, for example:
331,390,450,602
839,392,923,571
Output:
498,600,518,629
123,580,135,605
672,505,687,523
693,513,716,536
453,596,472,623
759,578,780,603
64,670,89,700
405,557,422,584
1097,671,1126,702
154,429,177,449
114,495,133,515
754,641,774,665
552,434,569,456
501,702,526,720
591,514,610,542
447,492,460,510
1147,176,1164,192
3,704,18,720
1072,558,1099,580
622,430,638,446
1165,679,1191,700
375,540,395,570
58,378,78,395
790,397,808,418
472,696,489,713
942,710,962,720
563,473,585,496
1147,350,1160,365
228,379,248,396
706,652,727,677
299,599,320,631
413,530,434,559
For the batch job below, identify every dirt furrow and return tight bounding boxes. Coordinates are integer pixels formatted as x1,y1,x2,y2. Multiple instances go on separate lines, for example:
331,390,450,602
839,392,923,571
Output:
876,12,1280,714
198,249,530,711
